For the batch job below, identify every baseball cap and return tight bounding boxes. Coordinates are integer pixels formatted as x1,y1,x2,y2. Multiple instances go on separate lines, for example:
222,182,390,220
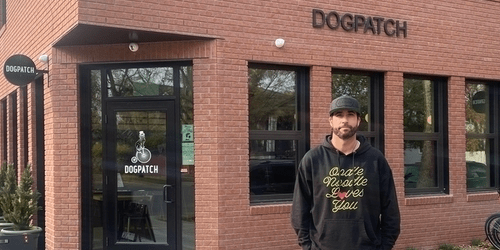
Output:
329,95,360,116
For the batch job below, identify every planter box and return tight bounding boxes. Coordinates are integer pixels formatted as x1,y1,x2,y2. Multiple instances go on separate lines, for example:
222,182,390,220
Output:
0,226,42,250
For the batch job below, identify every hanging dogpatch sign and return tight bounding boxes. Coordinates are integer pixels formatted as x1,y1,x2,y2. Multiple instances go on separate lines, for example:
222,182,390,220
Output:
472,91,487,114
3,54,37,86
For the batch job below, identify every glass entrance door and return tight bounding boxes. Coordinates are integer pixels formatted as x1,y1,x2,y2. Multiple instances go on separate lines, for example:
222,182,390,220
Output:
102,100,178,250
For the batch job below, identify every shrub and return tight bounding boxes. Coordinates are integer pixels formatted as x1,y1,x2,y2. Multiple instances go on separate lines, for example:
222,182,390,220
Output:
438,243,460,250
0,162,7,216
0,163,16,221
471,239,483,247
1,164,41,230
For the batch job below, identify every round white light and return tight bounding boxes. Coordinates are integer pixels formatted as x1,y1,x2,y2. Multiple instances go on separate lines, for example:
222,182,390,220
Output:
129,43,139,52
275,38,285,48
39,55,49,63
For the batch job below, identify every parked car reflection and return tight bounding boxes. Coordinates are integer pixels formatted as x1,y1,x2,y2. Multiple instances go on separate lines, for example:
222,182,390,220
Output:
404,161,488,189
250,160,295,195
466,161,488,189
404,163,420,189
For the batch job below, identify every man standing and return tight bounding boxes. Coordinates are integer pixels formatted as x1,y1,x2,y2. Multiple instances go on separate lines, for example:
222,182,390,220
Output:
291,95,400,250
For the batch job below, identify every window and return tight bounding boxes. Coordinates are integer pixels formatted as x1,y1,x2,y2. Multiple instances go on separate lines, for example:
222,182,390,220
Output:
9,91,16,170
403,76,448,194
1,99,6,162
0,0,5,28
248,63,309,203
465,81,499,191
332,70,384,151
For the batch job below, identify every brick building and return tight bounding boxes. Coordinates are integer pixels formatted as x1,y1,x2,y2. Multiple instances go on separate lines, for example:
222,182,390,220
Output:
1,0,500,249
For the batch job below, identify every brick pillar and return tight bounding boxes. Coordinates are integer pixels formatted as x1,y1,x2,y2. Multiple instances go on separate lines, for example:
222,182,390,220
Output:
17,87,28,172
43,55,80,250
193,56,220,249
310,66,332,146
448,76,466,197
384,71,404,199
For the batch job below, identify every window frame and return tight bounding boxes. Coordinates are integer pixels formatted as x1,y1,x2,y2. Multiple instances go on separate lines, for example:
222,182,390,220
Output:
1,99,6,163
331,69,385,152
465,80,500,192
248,63,310,204
1,0,5,27
9,91,17,170
79,61,194,249
403,74,449,195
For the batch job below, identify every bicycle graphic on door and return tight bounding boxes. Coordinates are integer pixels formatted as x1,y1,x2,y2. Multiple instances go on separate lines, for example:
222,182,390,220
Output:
131,131,152,164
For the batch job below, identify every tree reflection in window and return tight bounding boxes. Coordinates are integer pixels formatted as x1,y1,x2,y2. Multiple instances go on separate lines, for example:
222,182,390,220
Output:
107,68,174,97
332,73,370,131
249,69,296,131
465,83,491,189
248,64,308,203
403,77,446,192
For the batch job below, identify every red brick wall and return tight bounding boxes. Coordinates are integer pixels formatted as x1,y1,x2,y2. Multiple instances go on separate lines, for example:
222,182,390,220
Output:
310,66,333,145
384,71,405,205
192,56,221,249
1,0,500,250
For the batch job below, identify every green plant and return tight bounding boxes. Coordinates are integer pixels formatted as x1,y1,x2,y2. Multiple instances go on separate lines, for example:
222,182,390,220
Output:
0,163,16,221
1,164,41,230
471,238,484,247
0,162,7,217
438,243,460,250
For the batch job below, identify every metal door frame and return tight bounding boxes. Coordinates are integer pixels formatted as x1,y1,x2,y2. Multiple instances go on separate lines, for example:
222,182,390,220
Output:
80,62,190,250
102,99,180,250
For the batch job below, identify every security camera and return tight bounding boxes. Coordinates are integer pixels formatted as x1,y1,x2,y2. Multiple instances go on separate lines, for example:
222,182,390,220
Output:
129,43,139,52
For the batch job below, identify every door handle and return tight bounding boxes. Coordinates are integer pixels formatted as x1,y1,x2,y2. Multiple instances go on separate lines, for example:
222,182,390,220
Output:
163,184,173,204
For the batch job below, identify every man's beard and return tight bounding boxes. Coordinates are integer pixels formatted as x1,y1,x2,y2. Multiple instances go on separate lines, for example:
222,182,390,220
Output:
333,125,358,140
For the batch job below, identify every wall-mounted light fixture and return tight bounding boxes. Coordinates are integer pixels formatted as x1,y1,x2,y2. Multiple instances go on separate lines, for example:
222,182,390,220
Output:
275,38,285,48
129,43,139,52
39,55,49,63
129,31,139,52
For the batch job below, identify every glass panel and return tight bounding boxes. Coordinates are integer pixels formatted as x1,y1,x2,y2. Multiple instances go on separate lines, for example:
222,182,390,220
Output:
248,69,297,131
180,66,195,250
249,140,296,196
466,83,489,134
1,0,5,26
332,73,371,131
465,83,491,189
107,68,174,97
91,70,104,249
466,138,490,189
115,111,167,244
404,79,435,133
404,140,437,189
2,100,7,163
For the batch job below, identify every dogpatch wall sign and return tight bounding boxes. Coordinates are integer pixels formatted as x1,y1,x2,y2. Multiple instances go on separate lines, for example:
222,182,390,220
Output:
3,54,37,86
312,9,408,38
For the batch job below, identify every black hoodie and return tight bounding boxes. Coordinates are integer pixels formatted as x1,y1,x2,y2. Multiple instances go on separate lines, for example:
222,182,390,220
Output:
291,134,400,250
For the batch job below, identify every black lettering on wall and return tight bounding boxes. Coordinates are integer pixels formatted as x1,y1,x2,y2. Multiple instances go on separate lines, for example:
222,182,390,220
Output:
312,9,325,28
312,9,408,38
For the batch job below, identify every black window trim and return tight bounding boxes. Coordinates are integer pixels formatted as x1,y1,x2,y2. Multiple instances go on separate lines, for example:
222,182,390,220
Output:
9,91,17,171
331,68,385,152
1,98,6,162
404,74,449,195
79,61,193,250
1,0,5,26
248,62,310,204
465,79,500,192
